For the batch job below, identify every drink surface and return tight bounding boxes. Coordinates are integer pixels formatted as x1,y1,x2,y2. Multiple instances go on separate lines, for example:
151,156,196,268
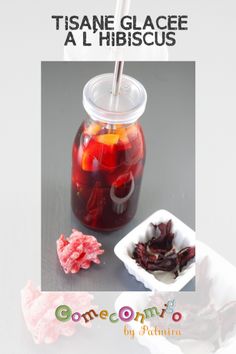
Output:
71,119,145,231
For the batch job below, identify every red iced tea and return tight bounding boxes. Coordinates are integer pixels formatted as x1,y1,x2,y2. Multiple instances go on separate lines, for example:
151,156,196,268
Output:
71,120,145,231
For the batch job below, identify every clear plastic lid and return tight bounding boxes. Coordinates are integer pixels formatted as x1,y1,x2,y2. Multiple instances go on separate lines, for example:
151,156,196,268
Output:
83,73,147,124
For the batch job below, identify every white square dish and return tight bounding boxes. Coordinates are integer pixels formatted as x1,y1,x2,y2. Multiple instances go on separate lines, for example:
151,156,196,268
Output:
114,209,195,291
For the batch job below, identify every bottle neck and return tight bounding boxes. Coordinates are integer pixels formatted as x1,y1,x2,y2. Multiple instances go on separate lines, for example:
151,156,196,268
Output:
87,115,139,129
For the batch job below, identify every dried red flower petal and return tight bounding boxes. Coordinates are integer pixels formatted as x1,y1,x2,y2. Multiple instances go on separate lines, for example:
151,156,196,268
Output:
133,243,158,269
178,246,195,271
148,220,174,253
132,220,195,277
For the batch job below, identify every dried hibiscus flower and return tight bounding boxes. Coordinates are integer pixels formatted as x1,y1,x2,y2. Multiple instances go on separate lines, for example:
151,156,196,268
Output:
178,246,195,271
133,220,195,277
57,229,104,274
133,243,158,269
148,219,174,254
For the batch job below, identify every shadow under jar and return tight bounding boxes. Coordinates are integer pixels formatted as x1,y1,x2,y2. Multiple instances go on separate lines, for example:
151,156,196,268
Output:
71,73,147,231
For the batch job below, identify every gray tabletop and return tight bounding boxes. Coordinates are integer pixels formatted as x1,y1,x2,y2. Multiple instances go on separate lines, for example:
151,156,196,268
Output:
42,61,195,291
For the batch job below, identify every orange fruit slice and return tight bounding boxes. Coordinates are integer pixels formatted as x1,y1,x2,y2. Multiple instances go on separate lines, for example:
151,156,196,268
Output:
96,134,119,145
85,122,101,136
81,151,99,171
116,127,130,144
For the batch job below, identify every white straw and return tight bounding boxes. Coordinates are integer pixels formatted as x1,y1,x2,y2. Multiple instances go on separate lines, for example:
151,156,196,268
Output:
114,0,131,31
112,61,124,96
112,1,130,96
110,0,130,110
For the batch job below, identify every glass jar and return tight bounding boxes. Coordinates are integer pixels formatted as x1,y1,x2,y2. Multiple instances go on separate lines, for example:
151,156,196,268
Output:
71,73,147,231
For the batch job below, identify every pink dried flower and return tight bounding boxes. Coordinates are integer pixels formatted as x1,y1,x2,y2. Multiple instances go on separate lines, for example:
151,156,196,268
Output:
57,229,104,274
21,281,94,344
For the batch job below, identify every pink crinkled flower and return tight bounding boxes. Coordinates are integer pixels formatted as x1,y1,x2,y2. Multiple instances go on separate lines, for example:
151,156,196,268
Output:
21,281,94,344
56,229,104,274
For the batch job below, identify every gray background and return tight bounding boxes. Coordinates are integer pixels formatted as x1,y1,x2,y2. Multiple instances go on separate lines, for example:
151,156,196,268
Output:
42,61,195,291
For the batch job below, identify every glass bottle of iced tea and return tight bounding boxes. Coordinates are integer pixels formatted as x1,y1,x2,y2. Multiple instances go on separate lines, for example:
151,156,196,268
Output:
71,73,147,231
